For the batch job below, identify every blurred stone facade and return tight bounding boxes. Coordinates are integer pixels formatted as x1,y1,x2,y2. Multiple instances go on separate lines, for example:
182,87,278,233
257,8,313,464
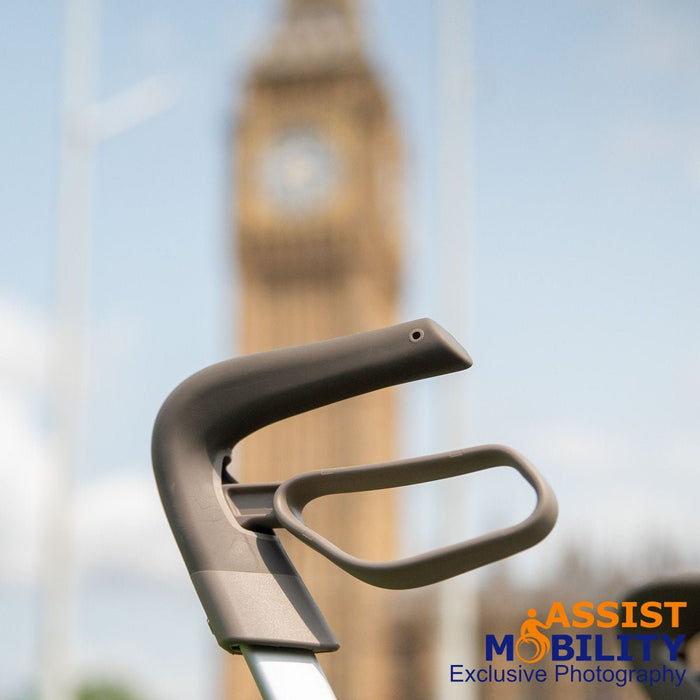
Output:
227,0,402,697
225,2,692,699
395,548,691,700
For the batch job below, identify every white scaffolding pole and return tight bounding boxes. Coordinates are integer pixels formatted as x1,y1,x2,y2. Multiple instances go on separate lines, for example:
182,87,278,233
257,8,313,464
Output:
433,1,477,698
41,3,100,698
40,2,177,697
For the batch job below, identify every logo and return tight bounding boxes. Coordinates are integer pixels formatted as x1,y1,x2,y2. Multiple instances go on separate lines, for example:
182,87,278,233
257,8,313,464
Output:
450,599,690,690
516,608,550,663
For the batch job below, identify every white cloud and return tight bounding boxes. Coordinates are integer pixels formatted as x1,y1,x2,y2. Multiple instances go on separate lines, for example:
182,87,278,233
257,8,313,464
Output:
517,421,634,486
0,295,184,586
0,295,49,396
74,468,186,583
509,419,700,572
85,312,138,397
0,297,50,584
0,392,49,583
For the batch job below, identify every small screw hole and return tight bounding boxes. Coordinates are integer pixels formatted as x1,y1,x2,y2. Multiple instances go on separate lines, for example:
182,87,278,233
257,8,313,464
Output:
409,329,424,343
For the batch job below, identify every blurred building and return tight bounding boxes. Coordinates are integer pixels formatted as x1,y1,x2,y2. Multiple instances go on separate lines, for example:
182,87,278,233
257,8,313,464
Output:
476,561,650,700
399,554,656,700
227,0,402,697
224,3,688,700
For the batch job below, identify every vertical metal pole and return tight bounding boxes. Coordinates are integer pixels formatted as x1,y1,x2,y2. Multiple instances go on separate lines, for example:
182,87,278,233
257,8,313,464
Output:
40,4,175,697
240,646,337,700
433,0,478,698
41,1,100,699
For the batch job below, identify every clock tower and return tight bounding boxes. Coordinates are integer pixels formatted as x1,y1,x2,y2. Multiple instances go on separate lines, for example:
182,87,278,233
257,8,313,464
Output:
228,0,402,698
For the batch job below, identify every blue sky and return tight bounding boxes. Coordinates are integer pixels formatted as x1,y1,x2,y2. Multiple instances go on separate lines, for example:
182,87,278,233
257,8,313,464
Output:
1,0,700,698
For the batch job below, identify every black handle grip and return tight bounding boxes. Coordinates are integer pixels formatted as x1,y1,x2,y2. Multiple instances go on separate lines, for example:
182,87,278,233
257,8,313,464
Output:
151,318,471,652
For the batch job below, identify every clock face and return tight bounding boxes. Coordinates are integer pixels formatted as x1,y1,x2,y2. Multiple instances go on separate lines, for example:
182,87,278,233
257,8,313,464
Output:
257,126,340,215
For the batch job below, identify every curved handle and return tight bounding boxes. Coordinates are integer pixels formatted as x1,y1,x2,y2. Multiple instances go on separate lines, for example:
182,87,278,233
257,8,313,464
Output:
274,445,558,589
152,318,470,574
151,318,471,651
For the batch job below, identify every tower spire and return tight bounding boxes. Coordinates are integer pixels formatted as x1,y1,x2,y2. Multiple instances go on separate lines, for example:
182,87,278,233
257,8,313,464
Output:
254,0,364,79
228,1,402,698
287,0,356,17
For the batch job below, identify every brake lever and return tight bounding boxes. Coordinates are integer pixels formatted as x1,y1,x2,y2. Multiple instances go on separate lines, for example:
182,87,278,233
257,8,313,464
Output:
273,444,556,589
151,318,557,655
